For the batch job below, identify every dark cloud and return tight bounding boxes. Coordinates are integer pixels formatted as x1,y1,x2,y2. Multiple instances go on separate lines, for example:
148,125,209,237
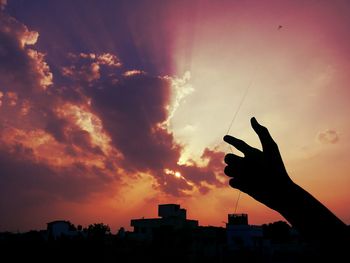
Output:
0,10,121,206
61,53,121,84
88,73,175,170
0,7,226,220
84,62,226,195
0,143,113,213
317,129,339,144
162,174,193,196
0,0,6,10
0,140,118,230
45,111,70,142
0,12,49,94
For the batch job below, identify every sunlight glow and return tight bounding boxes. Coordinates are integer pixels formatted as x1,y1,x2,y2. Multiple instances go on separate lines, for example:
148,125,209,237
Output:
163,71,194,127
56,103,112,154
175,171,181,178
164,168,182,179
1,126,110,168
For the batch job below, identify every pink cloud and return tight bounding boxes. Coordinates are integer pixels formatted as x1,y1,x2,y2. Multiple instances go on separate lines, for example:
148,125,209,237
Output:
317,129,339,144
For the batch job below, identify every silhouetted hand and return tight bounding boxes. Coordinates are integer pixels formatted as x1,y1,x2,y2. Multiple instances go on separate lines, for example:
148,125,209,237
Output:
223,117,294,210
223,117,348,256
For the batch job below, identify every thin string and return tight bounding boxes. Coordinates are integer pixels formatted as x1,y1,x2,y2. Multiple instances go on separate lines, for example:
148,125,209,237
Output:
234,191,241,213
226,66,257,212
226,26,282,212
225,66,257,135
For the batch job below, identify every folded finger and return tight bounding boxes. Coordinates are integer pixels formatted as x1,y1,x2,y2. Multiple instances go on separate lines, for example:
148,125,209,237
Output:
224,153,243,165
229,177,242,190
224,165,245,178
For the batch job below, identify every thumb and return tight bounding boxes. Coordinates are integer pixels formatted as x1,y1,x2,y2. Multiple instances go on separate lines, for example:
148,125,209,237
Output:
250,117,277,152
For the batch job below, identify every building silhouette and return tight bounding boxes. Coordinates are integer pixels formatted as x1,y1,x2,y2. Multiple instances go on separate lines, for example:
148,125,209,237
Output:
226,213,263,250
0,204,310,262
130,204,198,241
47,220,78,240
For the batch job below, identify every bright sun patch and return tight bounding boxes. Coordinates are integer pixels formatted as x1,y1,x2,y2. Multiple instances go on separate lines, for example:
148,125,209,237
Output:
164,168,182,179
175,171,181,178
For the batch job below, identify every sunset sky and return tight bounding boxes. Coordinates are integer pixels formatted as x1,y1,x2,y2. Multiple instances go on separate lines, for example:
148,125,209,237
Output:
1,0,349,232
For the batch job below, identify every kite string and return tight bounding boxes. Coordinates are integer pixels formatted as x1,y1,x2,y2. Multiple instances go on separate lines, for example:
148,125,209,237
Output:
226,66,257,213
234,191,241,213
225,67,256,135
226,27,282,213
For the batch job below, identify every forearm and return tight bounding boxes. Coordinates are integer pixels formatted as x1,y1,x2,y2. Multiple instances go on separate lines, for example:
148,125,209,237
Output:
269,182,347,241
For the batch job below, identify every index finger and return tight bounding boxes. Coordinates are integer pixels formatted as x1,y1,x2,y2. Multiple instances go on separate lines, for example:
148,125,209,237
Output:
223,135,255,155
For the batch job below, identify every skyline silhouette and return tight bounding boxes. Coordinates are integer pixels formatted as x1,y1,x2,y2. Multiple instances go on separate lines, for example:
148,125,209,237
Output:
1,0,350,238
2,203,348,262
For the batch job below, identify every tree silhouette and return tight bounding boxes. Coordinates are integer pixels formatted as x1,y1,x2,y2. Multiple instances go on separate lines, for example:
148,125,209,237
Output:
87,223,111,240
263,221,291,243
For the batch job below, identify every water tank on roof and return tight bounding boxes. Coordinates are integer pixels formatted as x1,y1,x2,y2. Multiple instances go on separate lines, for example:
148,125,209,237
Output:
228,213,248,225
158,204,186,219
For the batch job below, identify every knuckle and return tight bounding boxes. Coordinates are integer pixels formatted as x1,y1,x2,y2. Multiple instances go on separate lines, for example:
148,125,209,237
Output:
224,166,233,176
238,140,249,150
270,140,278,150
229,178,240,189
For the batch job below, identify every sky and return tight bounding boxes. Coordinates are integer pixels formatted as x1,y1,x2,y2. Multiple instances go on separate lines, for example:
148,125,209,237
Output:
0,0,349,232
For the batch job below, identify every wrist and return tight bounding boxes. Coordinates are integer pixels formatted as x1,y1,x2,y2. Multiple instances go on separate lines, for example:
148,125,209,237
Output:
266,179,299,212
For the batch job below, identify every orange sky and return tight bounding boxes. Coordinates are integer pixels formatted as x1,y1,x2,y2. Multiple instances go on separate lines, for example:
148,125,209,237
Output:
0,0,349,232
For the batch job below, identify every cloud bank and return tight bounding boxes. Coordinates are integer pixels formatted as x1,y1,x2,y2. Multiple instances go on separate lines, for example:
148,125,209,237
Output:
0,8,226,226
